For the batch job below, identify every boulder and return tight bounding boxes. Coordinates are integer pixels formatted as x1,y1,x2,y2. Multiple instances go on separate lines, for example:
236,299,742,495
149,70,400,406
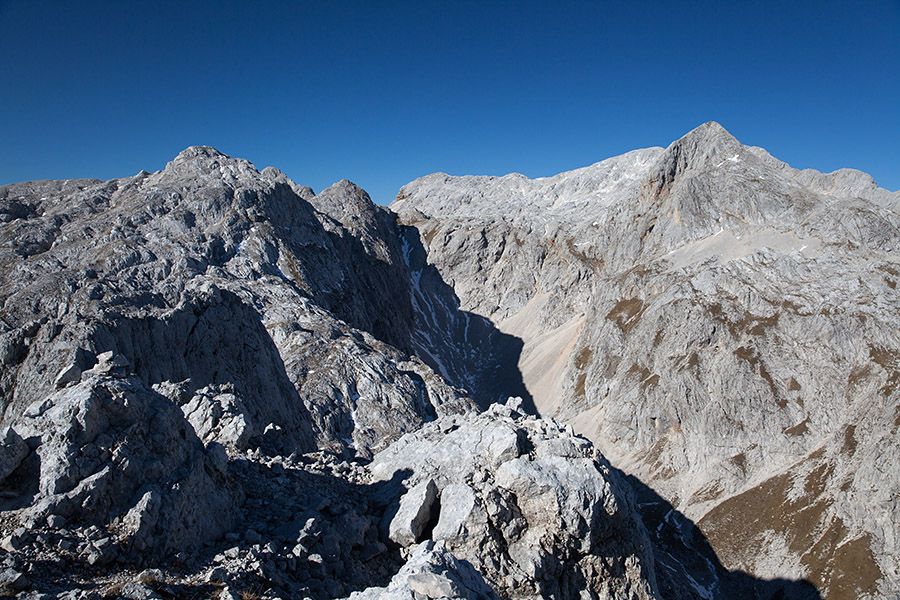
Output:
0,426,29,484
388,479,438,547
52,363,81,389
12,376,242,560
343,540,500,600
370,398,659,599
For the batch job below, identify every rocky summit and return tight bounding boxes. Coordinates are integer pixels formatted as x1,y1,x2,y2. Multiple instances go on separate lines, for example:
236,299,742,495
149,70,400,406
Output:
0,124,896,600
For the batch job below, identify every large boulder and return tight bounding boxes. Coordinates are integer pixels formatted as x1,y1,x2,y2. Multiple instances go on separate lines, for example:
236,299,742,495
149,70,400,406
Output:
388,479,439,547
345,540,500,600
9,375,241,559
0,426,29,484
370,398,659,600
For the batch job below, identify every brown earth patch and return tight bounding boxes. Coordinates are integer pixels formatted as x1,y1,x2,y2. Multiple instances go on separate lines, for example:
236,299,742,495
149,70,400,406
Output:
730,452,747,475
734,345,782,405
600,355,620,379
784,418,809,437
689,480,724,504
698,457,882,600
708,302,781,338
574,347,592,370
847,364,871,389
869,345,900,396
606,298,645,333
627,363,659,392
841,425,858,457
575,372,587,398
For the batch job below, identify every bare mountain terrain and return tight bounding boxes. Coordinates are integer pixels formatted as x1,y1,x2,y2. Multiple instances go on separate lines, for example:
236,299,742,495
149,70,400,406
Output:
0,124,896,599
0,147,657,599
392,122,900,599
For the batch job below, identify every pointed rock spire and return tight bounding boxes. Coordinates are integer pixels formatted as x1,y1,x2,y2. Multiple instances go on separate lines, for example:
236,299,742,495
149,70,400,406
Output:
641,121,743,203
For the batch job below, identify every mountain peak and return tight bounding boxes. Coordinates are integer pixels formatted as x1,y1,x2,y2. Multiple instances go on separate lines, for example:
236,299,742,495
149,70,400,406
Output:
317,179,372,205
692,120,731,136
172,145,228,162
311,179,377,223
673,121,741,154
639,122,744,204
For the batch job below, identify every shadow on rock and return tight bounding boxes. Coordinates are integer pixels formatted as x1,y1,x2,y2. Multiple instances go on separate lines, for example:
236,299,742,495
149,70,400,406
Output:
399,224,536,414
13,448,414,600
620,470,823,600
86,287,317,455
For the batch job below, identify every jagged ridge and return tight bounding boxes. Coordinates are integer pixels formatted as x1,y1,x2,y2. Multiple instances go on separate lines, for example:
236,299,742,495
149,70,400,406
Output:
0,147,661,599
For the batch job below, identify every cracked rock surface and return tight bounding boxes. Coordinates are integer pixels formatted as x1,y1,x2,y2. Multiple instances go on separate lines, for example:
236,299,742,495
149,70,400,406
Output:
0,148,662,599
392,122,900,599
0,146,475,460
370,399,658,600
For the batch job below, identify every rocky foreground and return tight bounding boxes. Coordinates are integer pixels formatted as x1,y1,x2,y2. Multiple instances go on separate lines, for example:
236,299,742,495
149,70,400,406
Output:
0,386,656,599
0,124,897,599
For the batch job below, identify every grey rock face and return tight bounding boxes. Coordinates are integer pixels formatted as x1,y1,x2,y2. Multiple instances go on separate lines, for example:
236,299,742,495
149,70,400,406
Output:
370,399,659,600
0,146,473,460
392,122,900,599
345,540,500,600
388,479,438,547
8,375,240,560
0,426,28,484
0,147,500,598
52,363,81,388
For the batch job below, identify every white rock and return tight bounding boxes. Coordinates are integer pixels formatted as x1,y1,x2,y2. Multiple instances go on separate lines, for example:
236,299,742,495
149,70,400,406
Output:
389,479,438,547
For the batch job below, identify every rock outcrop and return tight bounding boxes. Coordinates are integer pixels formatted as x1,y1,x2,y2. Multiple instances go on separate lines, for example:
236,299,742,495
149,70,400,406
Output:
369,399,658,600
392,122,900,599
0,146,474,459
4,375,240,562
344,540,500,600
0,147,478,597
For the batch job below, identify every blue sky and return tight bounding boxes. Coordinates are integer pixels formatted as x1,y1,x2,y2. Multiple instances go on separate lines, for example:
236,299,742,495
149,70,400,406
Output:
2,1,898,203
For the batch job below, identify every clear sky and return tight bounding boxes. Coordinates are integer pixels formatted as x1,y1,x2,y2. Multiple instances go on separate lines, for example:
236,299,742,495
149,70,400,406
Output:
2,1,898,204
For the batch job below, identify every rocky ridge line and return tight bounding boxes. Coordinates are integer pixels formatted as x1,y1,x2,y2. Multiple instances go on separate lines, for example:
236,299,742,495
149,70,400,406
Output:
0,148,662,599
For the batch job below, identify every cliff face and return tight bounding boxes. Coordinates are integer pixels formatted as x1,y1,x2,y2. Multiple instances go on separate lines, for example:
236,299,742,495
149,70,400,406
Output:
0,146,476,458
392,122,900,600
0,148,659,599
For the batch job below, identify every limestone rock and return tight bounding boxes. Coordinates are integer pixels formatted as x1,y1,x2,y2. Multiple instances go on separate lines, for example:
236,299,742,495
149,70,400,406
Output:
0,146,499,598
0,567,29,591
370,399,659,600
392,121,900,599
344,540,500,600
11,375,241,560
0,145,492,468
0,426,28,484
52,364,81,388
388,479,438,547
86,351,128,376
